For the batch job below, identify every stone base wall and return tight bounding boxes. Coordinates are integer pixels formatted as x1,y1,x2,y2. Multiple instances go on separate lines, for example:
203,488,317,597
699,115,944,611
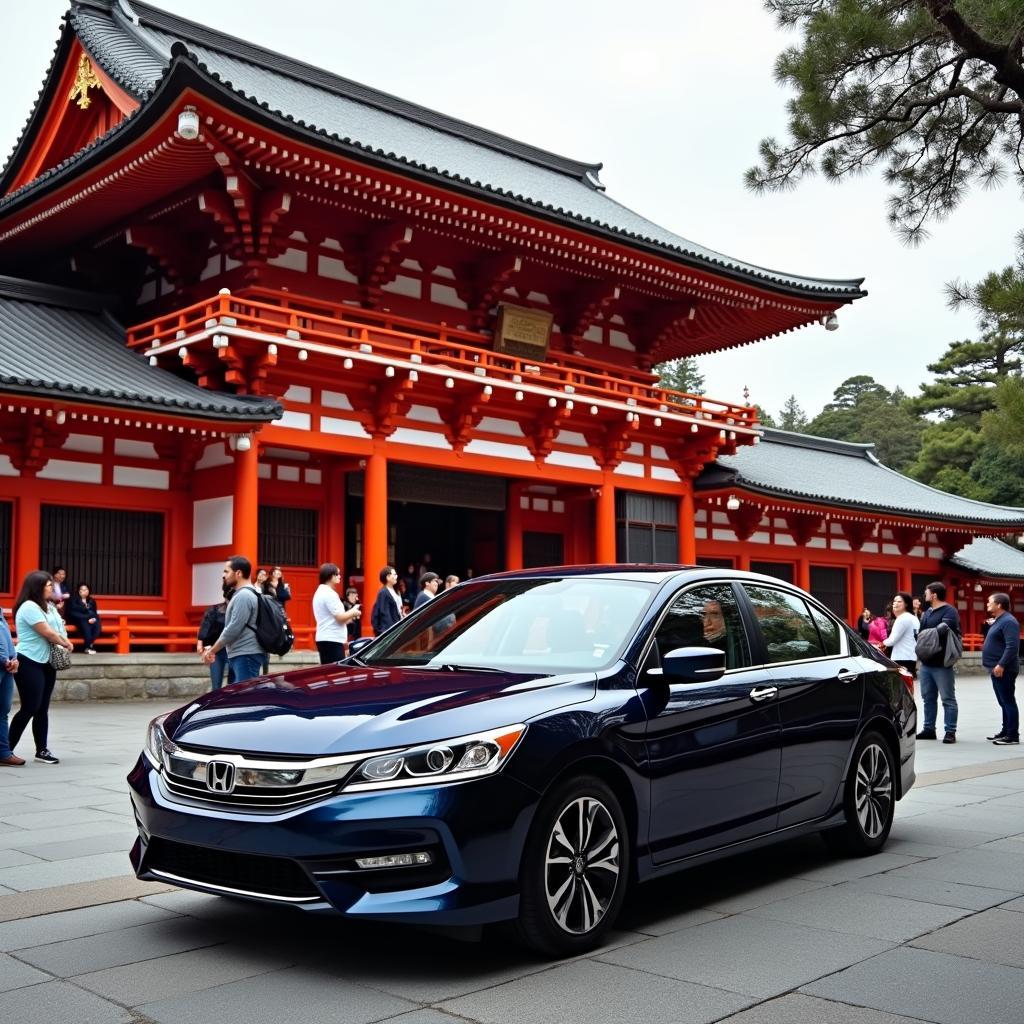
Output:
42,651,321,701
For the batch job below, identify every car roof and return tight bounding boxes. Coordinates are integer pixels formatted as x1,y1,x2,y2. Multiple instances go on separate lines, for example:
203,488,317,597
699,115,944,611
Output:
474,564,808,588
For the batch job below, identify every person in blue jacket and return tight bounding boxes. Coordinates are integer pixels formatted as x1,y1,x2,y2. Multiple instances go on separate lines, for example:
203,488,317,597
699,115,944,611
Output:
1,607,24,766
370,565,403,635
981,592,1020,745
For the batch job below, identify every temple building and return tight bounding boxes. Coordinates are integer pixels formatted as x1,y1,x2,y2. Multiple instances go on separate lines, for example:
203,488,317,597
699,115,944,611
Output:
0,0,1020,643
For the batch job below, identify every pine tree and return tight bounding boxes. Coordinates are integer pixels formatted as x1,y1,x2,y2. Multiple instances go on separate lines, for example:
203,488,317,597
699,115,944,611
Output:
655,357,706,397
777,395,808,432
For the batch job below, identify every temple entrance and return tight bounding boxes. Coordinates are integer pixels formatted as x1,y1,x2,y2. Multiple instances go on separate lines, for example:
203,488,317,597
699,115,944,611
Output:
346,464,507,597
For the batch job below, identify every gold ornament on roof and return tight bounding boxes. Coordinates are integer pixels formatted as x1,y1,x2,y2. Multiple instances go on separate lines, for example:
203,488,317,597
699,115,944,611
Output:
68,53,103,110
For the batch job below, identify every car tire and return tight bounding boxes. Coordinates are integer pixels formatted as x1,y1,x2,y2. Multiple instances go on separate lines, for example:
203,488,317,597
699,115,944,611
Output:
821,729,896,857
514,774,630,958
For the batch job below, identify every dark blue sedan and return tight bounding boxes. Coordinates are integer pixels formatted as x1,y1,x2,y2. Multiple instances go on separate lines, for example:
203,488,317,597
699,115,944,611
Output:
129,566,917,956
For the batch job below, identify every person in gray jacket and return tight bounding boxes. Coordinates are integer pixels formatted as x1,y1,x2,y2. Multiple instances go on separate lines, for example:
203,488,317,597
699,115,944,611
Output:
201,556,265,683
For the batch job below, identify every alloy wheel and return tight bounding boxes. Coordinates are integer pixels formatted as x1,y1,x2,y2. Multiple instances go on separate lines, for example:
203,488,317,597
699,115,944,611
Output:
854,742,893,839
544,796,620,934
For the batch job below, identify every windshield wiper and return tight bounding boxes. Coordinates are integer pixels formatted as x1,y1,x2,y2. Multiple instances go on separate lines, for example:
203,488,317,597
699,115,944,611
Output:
435,663,504,673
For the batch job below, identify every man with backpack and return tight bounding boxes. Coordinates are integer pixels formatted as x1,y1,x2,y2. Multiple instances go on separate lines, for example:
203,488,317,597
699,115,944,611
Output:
916,581,962,744
201,556,265,683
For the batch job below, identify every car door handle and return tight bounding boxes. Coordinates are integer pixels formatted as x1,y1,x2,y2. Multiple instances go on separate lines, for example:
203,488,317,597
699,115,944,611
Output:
749,686,778,702
837,670,859,684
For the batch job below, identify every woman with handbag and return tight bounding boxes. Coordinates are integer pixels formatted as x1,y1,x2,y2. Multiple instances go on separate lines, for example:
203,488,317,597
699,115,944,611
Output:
10,570,72,765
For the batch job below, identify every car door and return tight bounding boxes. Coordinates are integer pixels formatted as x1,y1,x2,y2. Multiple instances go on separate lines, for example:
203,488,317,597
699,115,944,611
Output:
739,583,865,828
643,581,782,863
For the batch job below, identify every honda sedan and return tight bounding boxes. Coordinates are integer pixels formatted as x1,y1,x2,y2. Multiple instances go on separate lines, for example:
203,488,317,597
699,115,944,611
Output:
129,566,916,956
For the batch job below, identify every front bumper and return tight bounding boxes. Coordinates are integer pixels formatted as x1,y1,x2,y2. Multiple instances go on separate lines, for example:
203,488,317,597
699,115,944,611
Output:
128,755,538,926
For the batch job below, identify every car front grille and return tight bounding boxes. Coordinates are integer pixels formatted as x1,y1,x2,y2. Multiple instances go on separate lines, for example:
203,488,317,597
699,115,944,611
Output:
159,745,359,813
160,773,341,812
145,837,319,899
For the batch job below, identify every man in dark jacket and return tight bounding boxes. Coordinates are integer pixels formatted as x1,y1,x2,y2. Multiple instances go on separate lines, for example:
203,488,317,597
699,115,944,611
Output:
982,592,1020,745
917,581,962,744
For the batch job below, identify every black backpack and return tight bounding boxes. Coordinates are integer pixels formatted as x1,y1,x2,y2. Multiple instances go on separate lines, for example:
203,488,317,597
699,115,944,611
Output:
248,590,294,656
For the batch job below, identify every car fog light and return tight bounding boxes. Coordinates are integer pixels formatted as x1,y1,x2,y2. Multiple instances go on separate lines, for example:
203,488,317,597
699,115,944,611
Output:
355,851,433,869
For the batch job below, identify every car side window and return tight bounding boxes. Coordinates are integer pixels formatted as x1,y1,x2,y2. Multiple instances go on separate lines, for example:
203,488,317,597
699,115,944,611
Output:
808,605,843,656
654,584,751,671
741,585,826,664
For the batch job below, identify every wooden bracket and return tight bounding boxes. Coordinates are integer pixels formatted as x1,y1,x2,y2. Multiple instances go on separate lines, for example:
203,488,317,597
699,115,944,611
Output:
355,375,416,438
154,436,206,488
891,525,923,557
561,282,621,348
7,419,67,477
785,511,826,546
935,531,964,561
444,387,492,452
456,251,523,329
727,503,765,542
585,419,637,472
523,405,567,462
341,222,414,307
842,520,875,552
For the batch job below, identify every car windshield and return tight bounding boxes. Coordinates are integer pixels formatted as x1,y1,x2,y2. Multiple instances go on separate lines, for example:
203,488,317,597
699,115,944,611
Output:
360,577,656,673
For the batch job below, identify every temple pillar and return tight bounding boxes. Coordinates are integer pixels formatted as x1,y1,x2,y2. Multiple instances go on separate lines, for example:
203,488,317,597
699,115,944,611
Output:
898,566,912,595
737,552,751,573
851,553,865,625
166,490,192,621
362,445,388,616
13,493,41,586
325,458,346,567
595,474,616,562
677,480,697,565
232,438,259,562
506,482,524,570
796,555,811,594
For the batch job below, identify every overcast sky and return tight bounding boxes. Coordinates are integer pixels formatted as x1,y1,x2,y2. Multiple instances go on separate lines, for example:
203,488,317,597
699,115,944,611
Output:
1,0,1016,418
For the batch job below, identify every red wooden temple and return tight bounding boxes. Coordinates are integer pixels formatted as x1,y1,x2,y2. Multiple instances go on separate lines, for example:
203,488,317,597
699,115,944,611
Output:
0,1,1019,647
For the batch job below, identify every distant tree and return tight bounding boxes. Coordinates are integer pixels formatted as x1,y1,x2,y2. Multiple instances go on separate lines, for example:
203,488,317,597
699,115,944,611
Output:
777,394,809,431
749,1,1024,242
805,375,925,471
755,404,778,427
909,251,1024,489
655,357,705,396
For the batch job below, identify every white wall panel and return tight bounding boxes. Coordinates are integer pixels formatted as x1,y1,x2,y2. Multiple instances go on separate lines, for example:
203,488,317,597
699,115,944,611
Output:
193,496,233,548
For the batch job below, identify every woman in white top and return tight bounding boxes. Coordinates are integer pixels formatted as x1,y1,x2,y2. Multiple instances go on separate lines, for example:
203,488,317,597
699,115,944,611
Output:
312,563,360,665
882,591,919,677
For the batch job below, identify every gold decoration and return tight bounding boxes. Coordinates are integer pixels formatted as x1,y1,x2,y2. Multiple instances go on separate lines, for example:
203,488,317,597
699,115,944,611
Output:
68,53,103,110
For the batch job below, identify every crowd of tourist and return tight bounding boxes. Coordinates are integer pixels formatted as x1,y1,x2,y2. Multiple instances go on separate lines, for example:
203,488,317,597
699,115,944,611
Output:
1,563,1018,769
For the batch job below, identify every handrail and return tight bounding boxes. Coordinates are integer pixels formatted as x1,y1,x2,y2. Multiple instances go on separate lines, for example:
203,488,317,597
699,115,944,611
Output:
3,615,316,655
127,289,758,427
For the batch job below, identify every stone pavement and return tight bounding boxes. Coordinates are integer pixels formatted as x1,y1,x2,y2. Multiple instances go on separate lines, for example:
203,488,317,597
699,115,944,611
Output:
0,674,1022,1024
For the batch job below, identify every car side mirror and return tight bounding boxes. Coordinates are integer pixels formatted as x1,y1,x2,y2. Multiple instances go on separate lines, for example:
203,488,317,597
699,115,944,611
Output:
347,636,374,658
658,646,726,684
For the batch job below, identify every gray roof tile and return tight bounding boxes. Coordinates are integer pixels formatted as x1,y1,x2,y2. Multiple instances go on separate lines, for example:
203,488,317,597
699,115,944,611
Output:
44,1,865,302
707,429,1024,527
950,537,1024,580
0,276,280,422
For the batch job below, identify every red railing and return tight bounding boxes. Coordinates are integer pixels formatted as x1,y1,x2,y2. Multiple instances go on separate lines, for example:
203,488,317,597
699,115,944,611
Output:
127,289,758,429
5,616,315,655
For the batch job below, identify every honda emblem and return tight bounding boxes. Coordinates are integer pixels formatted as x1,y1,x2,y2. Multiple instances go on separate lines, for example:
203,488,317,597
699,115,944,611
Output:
205,760,236,794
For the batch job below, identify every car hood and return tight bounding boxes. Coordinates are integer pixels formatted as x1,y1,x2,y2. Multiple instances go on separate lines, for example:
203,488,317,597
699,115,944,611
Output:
167,661,597,756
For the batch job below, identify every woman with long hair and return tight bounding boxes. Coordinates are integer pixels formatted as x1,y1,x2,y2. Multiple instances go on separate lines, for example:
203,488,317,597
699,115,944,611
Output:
370,565,402,636
10,570,73,764
882,592,920,678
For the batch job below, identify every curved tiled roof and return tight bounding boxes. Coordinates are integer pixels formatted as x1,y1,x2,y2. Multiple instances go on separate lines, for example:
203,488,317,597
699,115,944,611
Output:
0,276,281,422
704,429,1024,528
2,0,865,303
950,538,1024,580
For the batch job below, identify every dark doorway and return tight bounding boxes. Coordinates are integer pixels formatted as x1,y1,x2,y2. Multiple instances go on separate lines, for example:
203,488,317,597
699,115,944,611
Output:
523,531,564,568
751,560,795,583
346,495,503,588
810,566,849,621
863,569,898,618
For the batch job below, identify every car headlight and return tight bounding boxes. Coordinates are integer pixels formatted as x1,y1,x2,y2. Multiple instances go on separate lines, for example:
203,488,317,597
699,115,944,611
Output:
143,713,178,770
345,724,526,791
